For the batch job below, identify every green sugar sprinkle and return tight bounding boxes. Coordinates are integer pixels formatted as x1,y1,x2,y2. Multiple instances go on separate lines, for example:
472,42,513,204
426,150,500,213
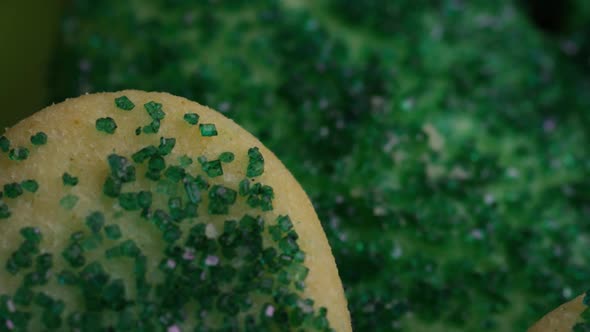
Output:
200,159,223,178
199,123,218,137
164,166,185,182
132,145,158,163
95,117,117,134
85,211,105,233
107,154,136,183
179,155,193,167
246,147,264,177
158,137,176,156
30,132,48,146
9,147,29,161
0,136,10,152
144,101,165,120
208,185,237,215
115,96,135,110
103,176,121,198
142,120,161,134
0,201,11,219
3,182,23,198
57,270,78,285
118,191,152,211
104,224,122,240
21,227,42,243
245,182,274,211
62,172,79,186
21,179,39,193
219,152,235,163
62,241,85,268
60,194,79,210
183,113,200,125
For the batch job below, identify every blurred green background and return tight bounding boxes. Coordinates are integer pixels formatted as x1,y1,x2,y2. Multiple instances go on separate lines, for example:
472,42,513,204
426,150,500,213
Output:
2,1,590,331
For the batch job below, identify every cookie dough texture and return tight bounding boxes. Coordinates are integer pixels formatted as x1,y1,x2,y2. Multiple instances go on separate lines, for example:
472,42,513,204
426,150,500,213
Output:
0,90,351,331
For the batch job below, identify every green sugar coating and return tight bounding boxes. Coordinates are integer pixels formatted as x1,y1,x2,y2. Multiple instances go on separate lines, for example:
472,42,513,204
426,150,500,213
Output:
62,172,79,186
144,101,165,121
114,95,135,110
219,152,234,163
30,132,48,146
0,201,12,219
246,147,264,178
85,211,105,233
245,182,274,211
0,100,333,331
20,180,39,193
142,120,161,134
95,117,117,134
199,123,218,137
199,158,223,178
3,182,23,198
183,112,200,125
208,185,237,215
104,224,122,240
158,137,176,156
8,147,29,161
178,155,193,167
60,195,79,210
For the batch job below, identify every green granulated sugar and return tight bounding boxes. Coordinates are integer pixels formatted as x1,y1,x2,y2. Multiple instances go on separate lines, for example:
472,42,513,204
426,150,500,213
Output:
118,192,141,211
60,194,79,210
107,154,136,183
0,201,11,219
132,145,158,163
164,166,185,182
57,270,78,285
144,101,165,120
246,147,264,178
104,224,122,240
245,182,274,211
148,155,166,173
184,113,200,125
3,182,23,198
85,211,105,233
8,147,29,161
208,185,237,215
0,136,10,152
20,227,42,244
239,179,250,196
199,123,218,137
103,176,121,198
138,190,152,208
179,155,193,167
62,241,85,268
30,132,48,146
21,179,39,193
115,96,135,110
62,172,79,186
95,117,117,134
219,152,234,163
158,137,176,156
200,159,223,178
142,120,161,134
